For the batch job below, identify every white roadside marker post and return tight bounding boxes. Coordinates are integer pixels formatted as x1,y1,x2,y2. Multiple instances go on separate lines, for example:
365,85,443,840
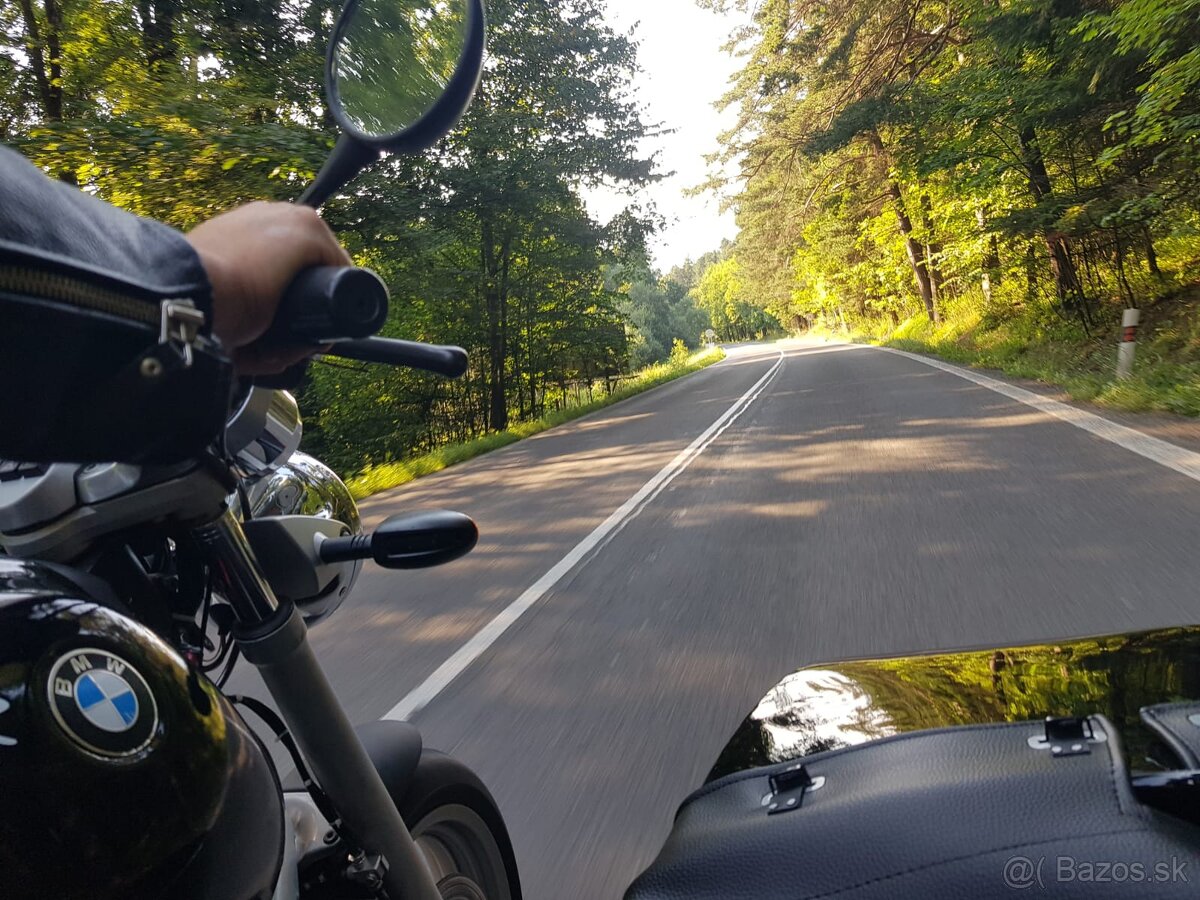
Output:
1116,308,1140,380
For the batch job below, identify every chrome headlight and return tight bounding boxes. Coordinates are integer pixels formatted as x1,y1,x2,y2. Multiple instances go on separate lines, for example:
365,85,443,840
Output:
242,452,362,624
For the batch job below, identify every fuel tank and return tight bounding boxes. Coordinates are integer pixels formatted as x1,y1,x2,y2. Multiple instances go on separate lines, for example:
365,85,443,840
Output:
709,627,1200,782
0,558,283,900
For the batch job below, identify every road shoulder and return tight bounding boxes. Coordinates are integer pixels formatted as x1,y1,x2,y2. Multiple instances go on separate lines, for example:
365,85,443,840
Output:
814,336,1200,456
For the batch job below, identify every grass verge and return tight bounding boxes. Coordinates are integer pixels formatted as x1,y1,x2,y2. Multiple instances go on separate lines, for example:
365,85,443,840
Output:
346,347,726,500
823,296,1200,419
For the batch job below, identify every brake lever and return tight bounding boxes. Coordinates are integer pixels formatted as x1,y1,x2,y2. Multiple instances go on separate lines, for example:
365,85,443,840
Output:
326,338,469,378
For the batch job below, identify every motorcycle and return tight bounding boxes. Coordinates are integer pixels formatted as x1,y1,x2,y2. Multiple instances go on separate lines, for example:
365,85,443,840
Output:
0,1,520,898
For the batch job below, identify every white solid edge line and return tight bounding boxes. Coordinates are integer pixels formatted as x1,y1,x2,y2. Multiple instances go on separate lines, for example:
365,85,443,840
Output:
383,350,786,722
872,345,1200,483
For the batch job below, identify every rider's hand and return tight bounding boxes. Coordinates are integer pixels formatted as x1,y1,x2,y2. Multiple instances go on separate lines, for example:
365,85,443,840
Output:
185,202,351,375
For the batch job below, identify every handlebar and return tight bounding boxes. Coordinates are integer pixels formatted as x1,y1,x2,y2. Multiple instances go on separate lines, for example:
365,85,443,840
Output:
327,339,469,378
269,265,469,378
277,266,389,342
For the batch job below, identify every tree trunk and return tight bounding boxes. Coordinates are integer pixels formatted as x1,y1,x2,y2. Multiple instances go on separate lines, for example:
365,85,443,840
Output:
497,243,512,426
892,183,937,322
18,0,75,183
527,340,538,418
1143,227,1163,280
1019,126,1084,316
976,208,1001,306
514,341,525,421
137,0,179,69
481,220,508,432
868,132,937,322
1113,229,1136,308
485,286,506,430
921,196,947,304
17,0,63,122
926,244,945,303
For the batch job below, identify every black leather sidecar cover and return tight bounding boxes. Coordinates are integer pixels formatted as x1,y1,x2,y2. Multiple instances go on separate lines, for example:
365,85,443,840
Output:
626,716,1200,899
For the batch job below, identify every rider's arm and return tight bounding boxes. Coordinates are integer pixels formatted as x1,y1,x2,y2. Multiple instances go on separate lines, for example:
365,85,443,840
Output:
0,144,349,374
0,144,213,316
0,145,351,463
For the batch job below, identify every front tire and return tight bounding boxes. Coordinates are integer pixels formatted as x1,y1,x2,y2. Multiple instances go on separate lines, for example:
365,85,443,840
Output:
397,750,521,900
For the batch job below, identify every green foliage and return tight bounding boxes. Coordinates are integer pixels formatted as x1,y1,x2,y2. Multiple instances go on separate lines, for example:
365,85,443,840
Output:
1084,0,1200,173
704,0,1200,396
2,0,335,221
691,250,782,340
1,0,734,477
345,347,725,498
839,632,1183,759
669,338,691,367
608,259,711,368
717,626,1200,772
835,284,1200,418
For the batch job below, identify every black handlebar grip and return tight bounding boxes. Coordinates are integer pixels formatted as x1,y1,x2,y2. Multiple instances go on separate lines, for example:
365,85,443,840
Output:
328,338,469,378
276,266,390,342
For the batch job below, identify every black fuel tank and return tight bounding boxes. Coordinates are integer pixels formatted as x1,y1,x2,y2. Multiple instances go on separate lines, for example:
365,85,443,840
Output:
0,558,283,900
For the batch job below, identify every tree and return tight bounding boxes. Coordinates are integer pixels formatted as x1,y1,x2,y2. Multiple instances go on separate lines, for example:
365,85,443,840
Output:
417,0,657,431
693,253,779,341
700,0,1200,339
2,0,673,476
2,0,337,220
609,258,710,367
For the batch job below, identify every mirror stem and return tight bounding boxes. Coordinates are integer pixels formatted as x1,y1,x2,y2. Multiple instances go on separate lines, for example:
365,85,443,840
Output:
298,134,380,208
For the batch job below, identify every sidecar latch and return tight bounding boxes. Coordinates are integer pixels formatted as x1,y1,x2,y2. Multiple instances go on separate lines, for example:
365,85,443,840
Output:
765,764,825,815
1029,716,1099,757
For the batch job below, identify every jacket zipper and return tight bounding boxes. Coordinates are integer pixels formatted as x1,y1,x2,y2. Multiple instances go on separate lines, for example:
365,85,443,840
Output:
0,264,206,366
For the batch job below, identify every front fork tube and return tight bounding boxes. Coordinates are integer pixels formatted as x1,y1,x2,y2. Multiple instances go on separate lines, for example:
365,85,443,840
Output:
194,506,440,900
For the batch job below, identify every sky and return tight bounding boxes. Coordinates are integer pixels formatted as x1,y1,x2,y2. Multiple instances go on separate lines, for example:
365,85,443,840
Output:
582,1,752,273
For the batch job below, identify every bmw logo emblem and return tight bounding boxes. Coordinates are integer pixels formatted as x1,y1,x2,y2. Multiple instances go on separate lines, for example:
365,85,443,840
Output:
47,649,158,758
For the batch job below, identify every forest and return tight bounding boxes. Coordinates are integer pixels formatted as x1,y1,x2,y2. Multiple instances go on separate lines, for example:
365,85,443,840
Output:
0,0,742,476
7,0,1198,476
703,0,1200,412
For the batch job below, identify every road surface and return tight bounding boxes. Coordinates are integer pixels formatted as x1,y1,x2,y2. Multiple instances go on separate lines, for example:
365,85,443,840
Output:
238,339,1200,899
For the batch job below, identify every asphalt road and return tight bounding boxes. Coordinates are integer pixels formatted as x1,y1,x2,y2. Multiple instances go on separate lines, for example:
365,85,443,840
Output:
240,339,1200,899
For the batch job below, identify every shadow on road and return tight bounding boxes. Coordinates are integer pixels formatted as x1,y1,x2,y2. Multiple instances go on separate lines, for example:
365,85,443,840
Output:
413,339,1200,900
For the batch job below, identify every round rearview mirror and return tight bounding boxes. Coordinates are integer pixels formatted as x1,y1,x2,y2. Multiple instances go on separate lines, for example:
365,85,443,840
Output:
328,0,484,147
299,0,483,208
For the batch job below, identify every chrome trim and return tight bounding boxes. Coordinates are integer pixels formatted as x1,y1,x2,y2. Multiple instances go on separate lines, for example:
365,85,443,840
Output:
159,299,205,367
245,452,362,528
193,506,280,621
226,388,303,476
